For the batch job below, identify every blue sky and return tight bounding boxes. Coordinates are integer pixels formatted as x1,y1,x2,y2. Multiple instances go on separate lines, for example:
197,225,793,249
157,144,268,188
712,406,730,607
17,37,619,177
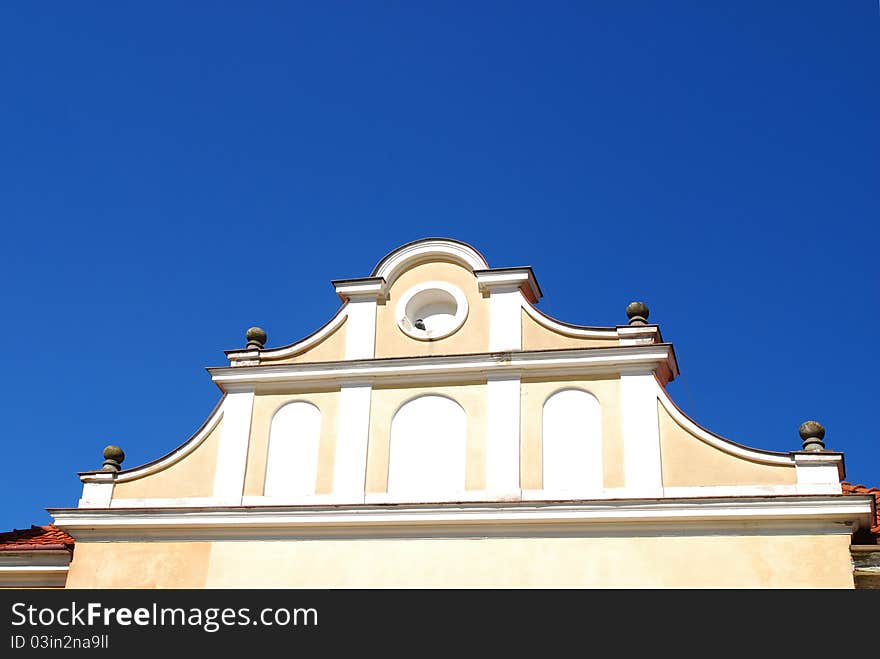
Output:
1,2,876,530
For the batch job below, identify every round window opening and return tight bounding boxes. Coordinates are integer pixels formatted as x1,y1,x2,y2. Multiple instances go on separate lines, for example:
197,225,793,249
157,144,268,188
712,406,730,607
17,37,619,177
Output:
396,282,468,340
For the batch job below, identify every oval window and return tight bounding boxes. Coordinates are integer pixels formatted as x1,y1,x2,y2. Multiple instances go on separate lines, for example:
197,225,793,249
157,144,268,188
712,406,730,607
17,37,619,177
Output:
395,281,468,340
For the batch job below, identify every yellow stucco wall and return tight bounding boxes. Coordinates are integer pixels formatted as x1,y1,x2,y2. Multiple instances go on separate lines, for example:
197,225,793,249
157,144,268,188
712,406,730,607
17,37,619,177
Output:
112,418,223,500
365,382,487,493
64,533,854,588
243,390,340,496
107,375,797,502
65,541,212,588
658,401,796,487
520,377,623,490
521,309,619,351
375,260,489,358
262,317,347,365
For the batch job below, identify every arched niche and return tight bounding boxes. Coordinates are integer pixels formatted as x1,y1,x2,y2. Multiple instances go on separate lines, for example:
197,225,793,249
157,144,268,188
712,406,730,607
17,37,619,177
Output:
542,389,602,494
387,395,467,498
264,401,322,498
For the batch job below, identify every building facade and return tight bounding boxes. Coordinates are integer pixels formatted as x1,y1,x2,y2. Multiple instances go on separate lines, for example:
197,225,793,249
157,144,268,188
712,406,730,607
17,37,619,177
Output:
10,238,877,587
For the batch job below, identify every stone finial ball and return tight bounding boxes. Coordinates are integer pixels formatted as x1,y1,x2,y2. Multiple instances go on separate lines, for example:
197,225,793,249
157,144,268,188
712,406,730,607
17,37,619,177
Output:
799,420,825,441
103,445,125,464
246,326,267,345
626,301,649,320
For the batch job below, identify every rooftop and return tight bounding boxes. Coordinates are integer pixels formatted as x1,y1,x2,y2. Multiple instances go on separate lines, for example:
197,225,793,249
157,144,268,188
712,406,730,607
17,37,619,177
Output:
843,482,880,543
0,524,75,552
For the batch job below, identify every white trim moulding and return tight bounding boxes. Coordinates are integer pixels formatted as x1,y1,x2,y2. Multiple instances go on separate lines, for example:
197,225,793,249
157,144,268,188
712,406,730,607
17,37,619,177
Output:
49,495,875,542
372,239,490,287
208,345,678,390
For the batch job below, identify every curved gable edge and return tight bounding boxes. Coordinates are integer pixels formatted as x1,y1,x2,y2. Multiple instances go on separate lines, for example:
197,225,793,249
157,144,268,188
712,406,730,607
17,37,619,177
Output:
371,238,490,287
654,376,794,467
79,396,225,487
655,377,844,493
521,299,619,339
226,304,348,365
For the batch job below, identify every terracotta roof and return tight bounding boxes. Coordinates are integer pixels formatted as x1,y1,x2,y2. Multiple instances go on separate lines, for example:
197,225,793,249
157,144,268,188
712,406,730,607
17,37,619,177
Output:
0,525,74,552
842,482,880,541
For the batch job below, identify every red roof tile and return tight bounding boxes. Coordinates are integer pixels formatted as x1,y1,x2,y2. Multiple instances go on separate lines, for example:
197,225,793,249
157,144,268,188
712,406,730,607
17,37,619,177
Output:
842,482,880,539
0,525,74,552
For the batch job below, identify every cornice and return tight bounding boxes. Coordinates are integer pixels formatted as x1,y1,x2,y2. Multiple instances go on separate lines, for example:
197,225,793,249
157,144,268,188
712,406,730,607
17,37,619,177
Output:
0,551,70,587
207,344,678,391
49,495,875,542
617,324,664,345
331,277,388,302
474,267,542,303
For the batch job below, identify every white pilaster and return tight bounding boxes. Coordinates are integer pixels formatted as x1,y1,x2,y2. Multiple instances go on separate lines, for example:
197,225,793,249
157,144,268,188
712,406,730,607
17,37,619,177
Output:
487,287,523,352
620,369,663,497
344,300,377,359
333,278,386,360
332,383,373,503
476,268,540,353
794,453,844,494
485,375,521,495
77,472,115,508
212,388,255,505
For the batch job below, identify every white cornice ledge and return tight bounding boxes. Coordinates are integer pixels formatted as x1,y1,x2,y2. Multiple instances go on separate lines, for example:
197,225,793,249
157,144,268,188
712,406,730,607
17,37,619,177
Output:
78,470,117,483
49,495,875,541
474,268,542,303
617,325,663,346
791,452,845,464
332,277,387,302
0,551,70,588
0,566,69,588
791,451,846,482
225,349,260,367
207,345,677,390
